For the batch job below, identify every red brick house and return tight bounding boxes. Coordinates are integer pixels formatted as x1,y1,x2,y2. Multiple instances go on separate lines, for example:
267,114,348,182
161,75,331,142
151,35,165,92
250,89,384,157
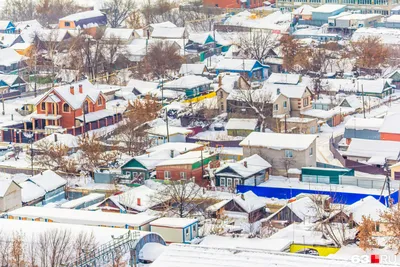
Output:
156,150,219,186
203,0,265,9
31,80,115,134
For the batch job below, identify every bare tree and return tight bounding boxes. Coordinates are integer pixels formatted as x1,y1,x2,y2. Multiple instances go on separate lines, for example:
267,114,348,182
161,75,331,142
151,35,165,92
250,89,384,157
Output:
36,0,80,25
37,229,74,267
280,35,300,72
239,32,277,62
115,96,159,156
1,0,36,21
103,0,136,28
350,36,389,72
380,207,400,253
151,181,217,218
227,89,273,131
78,133,119,173
358,215,378,251
142,40,183,78
34,140,77,173
141,0,178,25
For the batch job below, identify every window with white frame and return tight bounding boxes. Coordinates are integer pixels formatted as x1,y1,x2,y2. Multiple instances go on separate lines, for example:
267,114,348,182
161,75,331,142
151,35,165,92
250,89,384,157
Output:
303,98,309,107
285,150,293,158
180,172,187,180
220,178,226,186
283,101,287,109
164,171,171,179
227,178,232,187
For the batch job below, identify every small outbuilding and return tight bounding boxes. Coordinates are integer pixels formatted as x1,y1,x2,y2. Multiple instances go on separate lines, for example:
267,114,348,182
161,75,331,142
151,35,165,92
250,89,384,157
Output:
149,217,199,243
226,118,258,137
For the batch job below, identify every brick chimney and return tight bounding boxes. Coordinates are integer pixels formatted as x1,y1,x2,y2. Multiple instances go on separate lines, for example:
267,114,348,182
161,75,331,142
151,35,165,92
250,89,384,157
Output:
70,86,74,95
79,84,83,94
137,198,141,206
243,161,247,168
218,75,222,88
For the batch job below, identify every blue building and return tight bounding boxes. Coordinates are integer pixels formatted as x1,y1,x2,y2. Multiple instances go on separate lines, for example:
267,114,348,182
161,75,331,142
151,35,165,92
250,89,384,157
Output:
312,4,347,23
0,21,16,33
215,59,270,80
29,170,67,205
344,117,383,143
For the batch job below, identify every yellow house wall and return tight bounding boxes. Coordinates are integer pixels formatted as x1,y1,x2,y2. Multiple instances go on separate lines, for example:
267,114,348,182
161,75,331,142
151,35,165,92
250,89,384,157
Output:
391,165,400,179
290,244,340,256
150,226,183,243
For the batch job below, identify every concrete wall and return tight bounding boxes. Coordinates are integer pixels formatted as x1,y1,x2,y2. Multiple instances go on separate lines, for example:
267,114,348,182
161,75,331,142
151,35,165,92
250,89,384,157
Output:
273,94,290,117
290,90,312,117
243,140,317,175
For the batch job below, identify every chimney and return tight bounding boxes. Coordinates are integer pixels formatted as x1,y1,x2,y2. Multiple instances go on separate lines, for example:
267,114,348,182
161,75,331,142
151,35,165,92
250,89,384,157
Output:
137,198,141,206
79,84,83,94
170,150,175,158
54,134,58,143
218,75,222,88
243,161,247,168
70,86,74,95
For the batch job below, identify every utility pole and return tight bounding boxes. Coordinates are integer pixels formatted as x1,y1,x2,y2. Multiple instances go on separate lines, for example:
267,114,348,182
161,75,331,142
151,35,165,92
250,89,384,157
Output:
284,114,287,133
1,91,4,115
201,149,204,180
384,158,392,207
34,51,37,97
161,79,170,142
361,84,366,119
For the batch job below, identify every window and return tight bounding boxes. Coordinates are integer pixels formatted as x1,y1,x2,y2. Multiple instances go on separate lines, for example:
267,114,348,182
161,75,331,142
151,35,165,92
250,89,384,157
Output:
309,147,313,156
303,98,309,107
285,150,293,158
97,97,103,105
164,171,171,179
227,178,232,187
310,126,316,134
375,223,380,232
185,228,189,235
83,101,89,113
274,104,279,111
234,179,240,187
64,22,71,27
180,172,187,180
220,103,224,111
63,103,70,112
283,101,287,109
193,224,197,232
220,178,226,187
41,102,46,111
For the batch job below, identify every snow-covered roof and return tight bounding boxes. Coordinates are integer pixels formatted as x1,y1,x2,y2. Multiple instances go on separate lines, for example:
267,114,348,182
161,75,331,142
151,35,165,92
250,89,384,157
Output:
29,170,66,192
149,21,177,28
216,154,271,179
216,59,264,72
15,19,43,31
164,75,212,90
157,150,215,166
146,142,203,154
266,73,301,85
76,109,118,123
33,133,79,148
346,196,388,224
146,125,192,137
7,206,158,228
179,64,206,75
10,42,31,50
342,138,400,160
128,78,159,90
35,29,70,42
0,47,26,66
139,242,166,262
345,117,383,131
261,83,309,99
217,72,242,93
285,197,320,222
130,149,181,170
234,190,269,213
60,193,105,209
379,112,400,134
40,79,101,110
0,21,12,30
103,28,134,40
226,118,258,130
292,5,315,15
0,74,21,86
301,108,339,119
386,14,400,23
60,10,105,21
336,13,381,21
200,235,291,251
151,27,186,39
0,180,15,197
19,181,45,203
151,242,371,267
282,117,316,123
113,185,160,212
0,33,21,47
150,217,198,228
223,10,292,32
339,95,362,110
269,223,333,245
312,4,346,13
352,27,400,45
240,132,317,151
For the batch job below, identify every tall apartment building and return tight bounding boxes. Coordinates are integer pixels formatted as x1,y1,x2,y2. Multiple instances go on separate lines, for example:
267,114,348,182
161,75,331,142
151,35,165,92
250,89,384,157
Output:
277,0,399,15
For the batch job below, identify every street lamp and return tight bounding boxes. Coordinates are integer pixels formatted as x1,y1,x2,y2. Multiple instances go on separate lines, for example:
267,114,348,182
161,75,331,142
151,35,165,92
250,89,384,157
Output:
23,131,34,176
